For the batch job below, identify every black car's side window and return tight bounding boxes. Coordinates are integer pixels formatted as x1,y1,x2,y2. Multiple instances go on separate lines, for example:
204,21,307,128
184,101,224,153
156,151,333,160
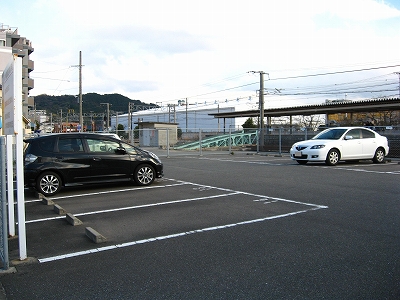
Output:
86,139,120,153
38,137,56,152
58,138,84,153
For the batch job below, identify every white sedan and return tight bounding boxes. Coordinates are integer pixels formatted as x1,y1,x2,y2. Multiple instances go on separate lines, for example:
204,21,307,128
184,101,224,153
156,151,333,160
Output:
290,127,389,165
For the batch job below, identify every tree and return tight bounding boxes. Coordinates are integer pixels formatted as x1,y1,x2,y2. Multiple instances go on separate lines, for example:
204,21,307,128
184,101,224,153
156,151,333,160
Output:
295,115,324,130
242,118,258,129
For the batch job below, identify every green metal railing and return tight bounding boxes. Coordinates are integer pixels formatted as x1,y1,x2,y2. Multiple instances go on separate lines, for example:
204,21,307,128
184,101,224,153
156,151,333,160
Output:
174,130,258,150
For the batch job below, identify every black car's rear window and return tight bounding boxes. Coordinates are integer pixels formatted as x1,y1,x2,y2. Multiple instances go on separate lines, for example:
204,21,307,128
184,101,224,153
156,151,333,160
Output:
37,137,56,152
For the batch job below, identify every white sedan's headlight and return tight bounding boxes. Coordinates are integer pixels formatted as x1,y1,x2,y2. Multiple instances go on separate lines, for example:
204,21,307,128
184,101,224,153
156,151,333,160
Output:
310,145,326,149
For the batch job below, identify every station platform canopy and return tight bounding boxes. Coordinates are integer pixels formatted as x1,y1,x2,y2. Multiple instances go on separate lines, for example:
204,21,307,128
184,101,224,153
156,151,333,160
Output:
209,98,400,119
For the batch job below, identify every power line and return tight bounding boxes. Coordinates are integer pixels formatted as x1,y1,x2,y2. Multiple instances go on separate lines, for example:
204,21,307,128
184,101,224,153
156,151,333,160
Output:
158,64,400,104
268,64,400,82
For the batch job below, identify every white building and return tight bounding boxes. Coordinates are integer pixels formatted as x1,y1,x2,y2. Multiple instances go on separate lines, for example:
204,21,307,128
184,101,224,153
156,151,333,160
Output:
112,104,242,132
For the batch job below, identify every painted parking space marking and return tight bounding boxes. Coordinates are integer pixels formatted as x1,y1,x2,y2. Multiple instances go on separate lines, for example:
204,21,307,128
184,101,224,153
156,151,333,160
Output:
198,156,400,173
27,191,240,224
316,165,400,174
39,208,321,263
34,178,327,263
199,157,283,165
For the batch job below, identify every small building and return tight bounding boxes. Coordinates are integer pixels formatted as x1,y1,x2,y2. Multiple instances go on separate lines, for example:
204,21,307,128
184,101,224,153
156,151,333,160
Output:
136,122,178,148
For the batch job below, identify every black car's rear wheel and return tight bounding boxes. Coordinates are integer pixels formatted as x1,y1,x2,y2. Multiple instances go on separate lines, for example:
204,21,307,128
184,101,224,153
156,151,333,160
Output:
36,171,62,196
134,164,155,185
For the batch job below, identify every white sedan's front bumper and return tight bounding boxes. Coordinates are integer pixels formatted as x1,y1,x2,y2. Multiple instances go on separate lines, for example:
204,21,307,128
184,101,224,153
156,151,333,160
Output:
289,147,329,162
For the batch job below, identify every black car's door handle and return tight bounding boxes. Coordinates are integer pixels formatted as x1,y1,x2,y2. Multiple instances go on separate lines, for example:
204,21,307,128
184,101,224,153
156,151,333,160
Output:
92,157,102,161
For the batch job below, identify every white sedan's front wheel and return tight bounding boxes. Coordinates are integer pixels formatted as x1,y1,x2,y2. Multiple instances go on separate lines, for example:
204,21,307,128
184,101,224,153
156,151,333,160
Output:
326,149,340,166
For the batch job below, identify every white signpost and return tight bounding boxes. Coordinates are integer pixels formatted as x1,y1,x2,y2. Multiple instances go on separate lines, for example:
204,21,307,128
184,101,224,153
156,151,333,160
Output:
2,54,27,261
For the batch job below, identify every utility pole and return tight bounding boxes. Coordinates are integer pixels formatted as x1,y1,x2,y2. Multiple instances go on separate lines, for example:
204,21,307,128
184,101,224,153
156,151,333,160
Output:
248,71,269,151
100,103,111,132
395,72,400,98
128,102,136,142
186,98,188,132
71,51,84,131
79,51,83,130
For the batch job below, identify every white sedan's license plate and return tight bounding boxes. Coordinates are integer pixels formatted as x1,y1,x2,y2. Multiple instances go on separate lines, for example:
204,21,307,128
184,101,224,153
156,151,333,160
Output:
295,151,302,157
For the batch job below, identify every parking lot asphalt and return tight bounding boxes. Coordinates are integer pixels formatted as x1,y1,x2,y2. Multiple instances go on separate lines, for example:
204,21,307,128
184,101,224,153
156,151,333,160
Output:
0,150,399,299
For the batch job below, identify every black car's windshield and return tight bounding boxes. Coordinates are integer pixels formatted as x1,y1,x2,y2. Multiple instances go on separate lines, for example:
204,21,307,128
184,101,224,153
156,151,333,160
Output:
313,128,347,140
120,142,139,155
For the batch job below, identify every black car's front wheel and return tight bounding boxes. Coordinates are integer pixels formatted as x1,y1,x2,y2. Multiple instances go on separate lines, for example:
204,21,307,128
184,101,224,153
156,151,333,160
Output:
134,164,155,185
36,171,62,196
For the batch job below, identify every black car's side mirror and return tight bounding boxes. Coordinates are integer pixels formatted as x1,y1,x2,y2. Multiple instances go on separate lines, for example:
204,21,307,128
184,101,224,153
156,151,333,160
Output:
115,147,127,154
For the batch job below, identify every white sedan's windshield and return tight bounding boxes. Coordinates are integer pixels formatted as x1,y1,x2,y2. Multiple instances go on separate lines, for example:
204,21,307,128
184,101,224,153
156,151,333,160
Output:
313,128,347,140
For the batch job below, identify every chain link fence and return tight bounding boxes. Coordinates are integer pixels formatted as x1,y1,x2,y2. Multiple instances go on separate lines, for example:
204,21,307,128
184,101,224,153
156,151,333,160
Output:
109,126,399,159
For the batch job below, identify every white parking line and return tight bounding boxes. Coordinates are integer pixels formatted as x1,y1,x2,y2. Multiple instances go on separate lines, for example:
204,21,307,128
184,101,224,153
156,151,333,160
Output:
199,156,400,173
318,165,400,174
36,178,327,263
200,157,283,165
38,207,323,264
25,182,187,204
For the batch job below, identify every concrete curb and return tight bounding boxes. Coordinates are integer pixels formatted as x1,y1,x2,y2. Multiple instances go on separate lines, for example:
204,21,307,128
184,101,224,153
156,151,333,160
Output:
66,213,83,226
85,227,107,244
53,204,66,215
41,197,54,205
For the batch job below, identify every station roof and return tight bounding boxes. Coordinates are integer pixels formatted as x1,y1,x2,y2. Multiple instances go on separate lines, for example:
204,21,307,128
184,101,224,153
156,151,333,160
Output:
209,98,400,118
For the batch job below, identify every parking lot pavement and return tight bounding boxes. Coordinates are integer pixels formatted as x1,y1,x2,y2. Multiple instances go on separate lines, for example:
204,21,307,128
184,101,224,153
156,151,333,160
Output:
141,147,290,158
1,153,399,299
11,177,328,263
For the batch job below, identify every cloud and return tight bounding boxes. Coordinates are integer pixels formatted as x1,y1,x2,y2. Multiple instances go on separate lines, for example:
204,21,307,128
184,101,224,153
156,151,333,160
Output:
100,26,211,55
324,0,400,21
3,0,399,106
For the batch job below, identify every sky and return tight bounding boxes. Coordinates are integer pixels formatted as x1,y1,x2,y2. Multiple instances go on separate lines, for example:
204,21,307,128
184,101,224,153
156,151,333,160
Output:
1,0,400,111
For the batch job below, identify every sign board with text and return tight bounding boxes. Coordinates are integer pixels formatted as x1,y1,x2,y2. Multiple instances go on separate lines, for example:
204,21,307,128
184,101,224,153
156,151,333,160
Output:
1,54,27,260
2,55,22,135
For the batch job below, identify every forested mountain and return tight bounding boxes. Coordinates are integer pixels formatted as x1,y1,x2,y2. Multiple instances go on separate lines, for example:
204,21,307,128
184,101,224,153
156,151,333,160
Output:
33,93,156,115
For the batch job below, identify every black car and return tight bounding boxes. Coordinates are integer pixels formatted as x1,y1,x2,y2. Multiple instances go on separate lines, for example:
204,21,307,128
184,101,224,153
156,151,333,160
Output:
24,133,163,196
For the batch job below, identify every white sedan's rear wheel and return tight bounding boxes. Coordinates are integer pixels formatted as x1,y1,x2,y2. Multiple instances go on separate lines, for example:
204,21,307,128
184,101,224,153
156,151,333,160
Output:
372,148,385,163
